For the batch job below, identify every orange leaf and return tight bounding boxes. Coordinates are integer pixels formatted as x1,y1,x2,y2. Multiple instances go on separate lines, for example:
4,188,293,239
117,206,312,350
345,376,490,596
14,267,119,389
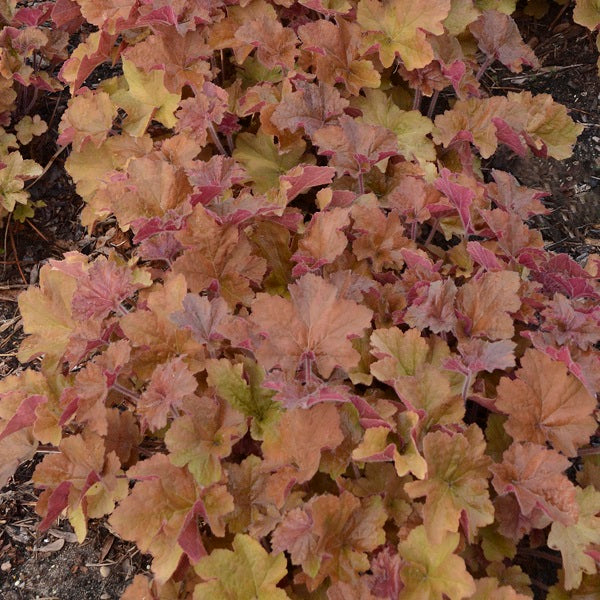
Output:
455,270,521,339
272,491,386,590
490,442,578,527
251,273,373,378
495,349,597,456
298,18,380,95
262,403,344,483
405,425,493,543
357,0,451,70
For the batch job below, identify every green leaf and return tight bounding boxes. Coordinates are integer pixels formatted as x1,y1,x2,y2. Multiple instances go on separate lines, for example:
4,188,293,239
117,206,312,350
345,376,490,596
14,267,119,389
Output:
233,131,310,193
354,89,436,163
206,357,281,440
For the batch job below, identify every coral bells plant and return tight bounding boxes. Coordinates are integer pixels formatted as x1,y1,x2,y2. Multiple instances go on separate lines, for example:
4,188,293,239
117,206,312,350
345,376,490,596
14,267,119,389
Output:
1,0,600,598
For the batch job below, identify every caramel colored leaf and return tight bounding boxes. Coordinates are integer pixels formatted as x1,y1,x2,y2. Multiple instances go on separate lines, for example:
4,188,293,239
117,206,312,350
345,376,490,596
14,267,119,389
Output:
18,263,77,364
75,0,135,33
405,425,494,543
398,525,476,600
495,349,597,456
298,18,380,95
357,0,451,69
470,10,540,72
503,90,584,160
174,215,266,308
433,96,507,159
262,404,344,483
271,81,348,137
455,270,521,339
235,16,298,70
251,273,373,378
225,455,297,537
58,89,116,151
293,207,350,271
110,455,232,582
15,114,48,145
272,491,386,589
490,442,578,526
351,197,414,272
33,432,128,542
470,577,531,600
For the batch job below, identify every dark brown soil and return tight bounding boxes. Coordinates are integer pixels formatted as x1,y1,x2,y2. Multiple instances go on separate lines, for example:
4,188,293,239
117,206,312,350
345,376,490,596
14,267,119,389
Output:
0,461,149,599
0,3,599,599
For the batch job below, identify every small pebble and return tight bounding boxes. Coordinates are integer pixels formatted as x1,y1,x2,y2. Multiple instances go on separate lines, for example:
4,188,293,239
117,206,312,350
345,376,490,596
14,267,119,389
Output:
1,561,11,572
100,565,111,578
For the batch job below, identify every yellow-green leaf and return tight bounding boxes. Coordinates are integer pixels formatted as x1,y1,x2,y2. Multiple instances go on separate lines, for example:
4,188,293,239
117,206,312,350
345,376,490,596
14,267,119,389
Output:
194,534,290,600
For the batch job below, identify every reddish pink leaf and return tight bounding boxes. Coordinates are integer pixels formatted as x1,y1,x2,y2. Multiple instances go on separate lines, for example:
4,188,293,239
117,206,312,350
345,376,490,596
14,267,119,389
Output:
280,165,335,203
368,546,403,599
466,241,503,271
541,293,600,350
434,168,476,234
444,339,516,377
186,155,246,206
38,480,72,532
14,5,53,27
0,394,46,442
51,0,84,31
519,249,600,300
59,30,117,91
175,82,228,147
404,279,458,334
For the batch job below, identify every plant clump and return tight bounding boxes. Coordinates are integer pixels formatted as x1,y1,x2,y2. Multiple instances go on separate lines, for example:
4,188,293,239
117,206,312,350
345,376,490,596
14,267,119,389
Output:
1,1,599,598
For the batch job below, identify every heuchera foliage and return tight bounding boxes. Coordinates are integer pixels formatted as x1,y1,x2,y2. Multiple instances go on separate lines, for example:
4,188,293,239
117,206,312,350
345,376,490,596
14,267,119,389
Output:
1,0,600,598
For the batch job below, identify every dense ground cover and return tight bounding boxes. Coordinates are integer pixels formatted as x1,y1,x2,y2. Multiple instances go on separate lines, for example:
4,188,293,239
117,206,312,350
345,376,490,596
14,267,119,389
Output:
1,1,600,598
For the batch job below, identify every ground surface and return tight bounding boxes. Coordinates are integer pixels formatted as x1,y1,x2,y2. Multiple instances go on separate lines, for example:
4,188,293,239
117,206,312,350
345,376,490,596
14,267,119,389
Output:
0,3,599,599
